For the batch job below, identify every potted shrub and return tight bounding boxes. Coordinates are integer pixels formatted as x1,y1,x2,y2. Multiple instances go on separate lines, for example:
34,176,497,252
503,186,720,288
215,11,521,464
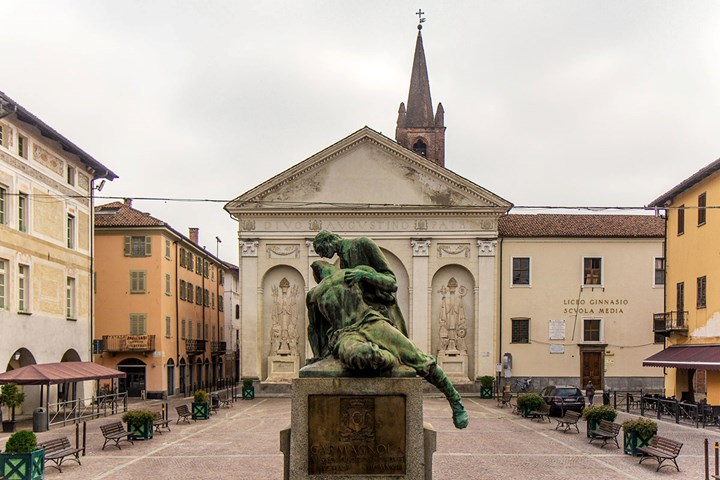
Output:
192,390,210,420
516,393,545,418
622,417,657,456
122,409,158,440
479,376,494,399
242,379,255,400
582,405,617,438
0,384,25,433
0,430,44,480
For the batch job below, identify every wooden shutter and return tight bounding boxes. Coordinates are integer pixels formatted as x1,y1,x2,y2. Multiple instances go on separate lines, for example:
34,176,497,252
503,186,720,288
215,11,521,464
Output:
144,236,152,256
124,236,131,256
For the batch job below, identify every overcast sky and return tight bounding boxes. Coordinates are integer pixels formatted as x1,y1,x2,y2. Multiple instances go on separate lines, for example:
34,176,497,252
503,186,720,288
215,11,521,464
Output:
3,1,720,262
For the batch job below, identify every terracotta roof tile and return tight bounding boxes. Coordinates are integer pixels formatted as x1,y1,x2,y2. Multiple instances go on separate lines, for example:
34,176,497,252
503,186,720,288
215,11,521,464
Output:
499,214,665,238
95,201,166,227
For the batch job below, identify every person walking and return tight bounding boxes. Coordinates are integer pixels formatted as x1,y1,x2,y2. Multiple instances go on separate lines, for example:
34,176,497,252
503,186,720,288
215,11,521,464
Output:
585,381,595,405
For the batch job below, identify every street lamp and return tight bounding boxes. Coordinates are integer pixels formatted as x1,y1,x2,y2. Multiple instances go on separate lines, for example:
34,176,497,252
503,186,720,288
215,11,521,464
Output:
215,236,222,258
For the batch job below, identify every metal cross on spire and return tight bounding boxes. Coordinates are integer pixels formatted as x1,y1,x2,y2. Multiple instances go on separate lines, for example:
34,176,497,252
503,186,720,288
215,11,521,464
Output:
416,9,426,30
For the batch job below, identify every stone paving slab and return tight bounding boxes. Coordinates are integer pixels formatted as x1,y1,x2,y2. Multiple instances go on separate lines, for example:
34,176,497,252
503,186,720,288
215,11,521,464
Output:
0,396,715,479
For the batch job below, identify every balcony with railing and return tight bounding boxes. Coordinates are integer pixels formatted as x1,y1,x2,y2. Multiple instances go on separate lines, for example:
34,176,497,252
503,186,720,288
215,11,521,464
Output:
185,339,207,355
653,311,689,335
103,335,156,354
211,341,227,355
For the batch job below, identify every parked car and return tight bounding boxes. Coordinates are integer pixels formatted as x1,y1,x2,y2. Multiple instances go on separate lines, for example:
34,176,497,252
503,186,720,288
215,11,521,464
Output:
539,385,586,416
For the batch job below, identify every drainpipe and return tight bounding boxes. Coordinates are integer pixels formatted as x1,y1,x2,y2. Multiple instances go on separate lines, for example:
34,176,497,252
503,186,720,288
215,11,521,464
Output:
174,240,180,394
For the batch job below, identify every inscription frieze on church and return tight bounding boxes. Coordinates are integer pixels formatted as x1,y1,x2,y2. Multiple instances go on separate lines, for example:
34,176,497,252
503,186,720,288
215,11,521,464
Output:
308,395,406,475
252,217,496,233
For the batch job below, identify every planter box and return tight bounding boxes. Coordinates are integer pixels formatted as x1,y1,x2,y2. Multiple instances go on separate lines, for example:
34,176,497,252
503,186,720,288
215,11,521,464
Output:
242,386,255,400
2,421,15,433
1,448,45,480
127,420,154,440
192,401,210,420
623,431,654,456
480,386,493,399
586,419,600,438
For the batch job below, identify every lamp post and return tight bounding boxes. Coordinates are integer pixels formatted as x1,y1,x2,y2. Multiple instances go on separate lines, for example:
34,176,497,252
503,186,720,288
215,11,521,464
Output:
215,236,222,258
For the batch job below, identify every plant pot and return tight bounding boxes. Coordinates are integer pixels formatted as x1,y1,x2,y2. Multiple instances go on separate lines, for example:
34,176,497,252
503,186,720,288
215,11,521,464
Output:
586,419,600,438
242,386,255,400
191,401,210,420
1,448,45,480
623,431,654,456
127,420,154,440
480,386,493,399
2,420,15,433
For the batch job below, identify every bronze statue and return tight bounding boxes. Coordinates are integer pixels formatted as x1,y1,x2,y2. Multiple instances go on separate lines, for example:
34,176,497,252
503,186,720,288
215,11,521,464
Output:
306,237,468,429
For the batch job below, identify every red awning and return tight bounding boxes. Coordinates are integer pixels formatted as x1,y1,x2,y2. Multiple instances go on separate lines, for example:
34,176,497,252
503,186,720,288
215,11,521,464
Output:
0,362,125,385
643,345,720,371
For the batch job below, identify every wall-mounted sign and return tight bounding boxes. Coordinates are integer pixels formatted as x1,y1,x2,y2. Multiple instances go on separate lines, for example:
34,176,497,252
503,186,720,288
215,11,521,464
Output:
549,344,565,354
549,320,566,340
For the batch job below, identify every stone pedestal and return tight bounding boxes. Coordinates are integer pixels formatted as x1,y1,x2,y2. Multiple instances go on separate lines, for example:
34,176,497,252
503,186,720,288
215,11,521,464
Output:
266,354,300,383
437,351,470,384
280,358,435,479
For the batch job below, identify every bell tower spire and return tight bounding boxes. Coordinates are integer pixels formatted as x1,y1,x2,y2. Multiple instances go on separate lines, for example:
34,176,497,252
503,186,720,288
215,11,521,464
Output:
396,11,446,167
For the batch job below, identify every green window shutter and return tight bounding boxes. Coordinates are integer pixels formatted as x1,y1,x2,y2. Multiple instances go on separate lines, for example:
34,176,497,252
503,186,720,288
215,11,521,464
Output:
124,236,131,256
166,316,171,337
145,236,152,256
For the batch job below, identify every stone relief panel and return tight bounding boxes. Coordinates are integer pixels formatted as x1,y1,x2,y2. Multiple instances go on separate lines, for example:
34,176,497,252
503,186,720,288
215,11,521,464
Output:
240,240,259,257
269,278,300,356
411,239,430,257
437,277,468,355
32,144,64,176
437,243,470,258
478,239,498,257
241,219,256,231
266,244,299,259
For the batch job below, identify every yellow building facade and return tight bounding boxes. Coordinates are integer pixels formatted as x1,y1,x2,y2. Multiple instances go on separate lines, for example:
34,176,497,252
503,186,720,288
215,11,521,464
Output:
94,200,227,398
649,158,720,404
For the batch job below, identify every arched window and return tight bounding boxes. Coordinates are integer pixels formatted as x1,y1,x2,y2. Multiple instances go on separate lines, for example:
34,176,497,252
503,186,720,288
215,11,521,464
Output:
413,139,427,157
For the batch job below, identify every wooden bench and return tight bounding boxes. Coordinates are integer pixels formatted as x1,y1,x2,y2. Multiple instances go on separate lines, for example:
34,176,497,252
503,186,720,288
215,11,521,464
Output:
530,404,551,423
588,419,621,448
554,410,582,433
637,436,683,472
497,392,512,408
100,421,134,450
176,404,194,424
39,436,82,472
153,413,171,433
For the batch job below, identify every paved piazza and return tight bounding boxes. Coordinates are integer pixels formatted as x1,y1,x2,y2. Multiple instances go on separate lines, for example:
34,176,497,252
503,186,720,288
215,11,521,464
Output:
0,395,713,479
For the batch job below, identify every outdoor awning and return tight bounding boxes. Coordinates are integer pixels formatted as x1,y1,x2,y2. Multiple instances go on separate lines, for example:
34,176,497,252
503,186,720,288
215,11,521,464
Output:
643,345,720,371
0,361,125,385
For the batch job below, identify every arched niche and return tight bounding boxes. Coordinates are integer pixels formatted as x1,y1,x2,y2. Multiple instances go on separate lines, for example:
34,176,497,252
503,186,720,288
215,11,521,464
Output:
261,265,306,381
59,349,84,400
431,265,476,381
3,349,37,417
379,248,410,336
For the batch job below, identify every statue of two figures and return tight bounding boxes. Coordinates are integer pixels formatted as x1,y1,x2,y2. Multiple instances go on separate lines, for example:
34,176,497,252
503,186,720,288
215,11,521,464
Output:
307,230,468,429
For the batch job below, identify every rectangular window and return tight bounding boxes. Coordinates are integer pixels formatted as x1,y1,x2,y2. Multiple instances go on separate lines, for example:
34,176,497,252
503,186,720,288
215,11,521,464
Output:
583,318,601,342
129,313,147,335
698,193,707,226
219,270,224,286
218,299,224,312
18,264,28,312
211,267,214,281
203,260,209,278
211,292,215,309
179,248,186,267
697,275,707,308
677,205,685,235
66,277,76,319
583,257,602,286
179,280,186,300
654,257,665,287
67,165,76,186
181,319,186,339
197,322,201,339
188,321,192,339
196,257,202,274
0,125,3,146
187,252,193,271
17,134,27,158
0,185,5,224
165,316,171,338
204,323,208,340
18,193,28,232
165,239,171,259
511,257,530,286
67,214,75,249
511,318,529,343
165,273,171,295
0,259,6,309
212,325,216,341
130,271,147,294
187,282,194,303
676,282,685,320
203,288,209,306
196,286,202,305
124,236,152,257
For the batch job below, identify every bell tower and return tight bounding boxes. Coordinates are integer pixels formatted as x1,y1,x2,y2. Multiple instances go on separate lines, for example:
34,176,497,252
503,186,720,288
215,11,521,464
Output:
396,17,446,167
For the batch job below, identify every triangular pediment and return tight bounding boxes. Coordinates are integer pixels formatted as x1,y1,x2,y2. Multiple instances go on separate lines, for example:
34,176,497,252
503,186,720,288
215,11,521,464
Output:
225,127,511,214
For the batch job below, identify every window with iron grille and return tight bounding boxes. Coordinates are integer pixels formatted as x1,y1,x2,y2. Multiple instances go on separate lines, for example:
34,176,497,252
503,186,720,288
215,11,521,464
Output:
697,276,706,308
583,257,602,286
511,318,529,343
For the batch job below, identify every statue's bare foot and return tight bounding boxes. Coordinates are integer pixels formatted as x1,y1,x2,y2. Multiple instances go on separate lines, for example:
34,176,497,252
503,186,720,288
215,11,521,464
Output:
451,399,468,429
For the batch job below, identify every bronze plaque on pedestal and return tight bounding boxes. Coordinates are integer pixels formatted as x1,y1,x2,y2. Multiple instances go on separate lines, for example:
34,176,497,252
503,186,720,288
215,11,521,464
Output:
308,395,406,475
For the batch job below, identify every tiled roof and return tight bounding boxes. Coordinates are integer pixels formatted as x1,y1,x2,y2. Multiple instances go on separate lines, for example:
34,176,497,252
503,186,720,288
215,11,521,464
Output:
95,201,166,227
649,157,720,207
499,214,665,238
